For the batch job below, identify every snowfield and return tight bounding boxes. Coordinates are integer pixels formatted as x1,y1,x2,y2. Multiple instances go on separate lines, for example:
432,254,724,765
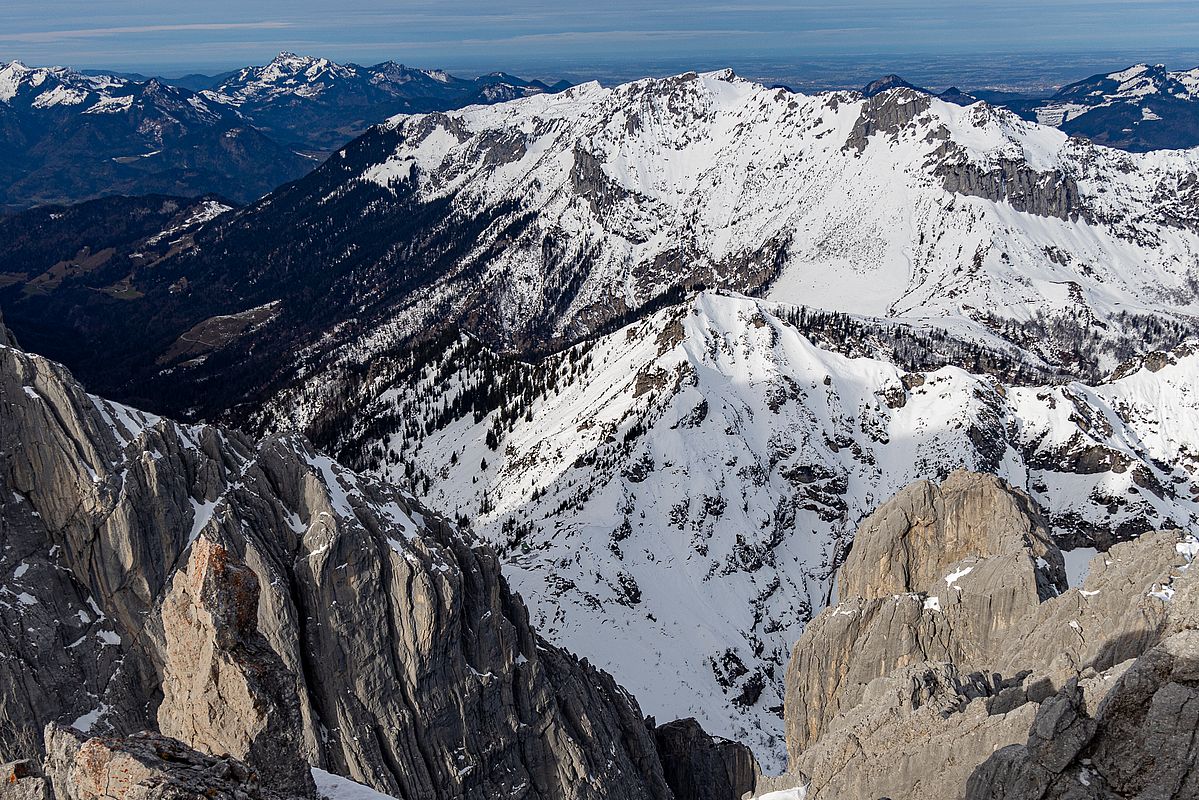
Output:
235,68,1199,770
335,69,1199,376
304,292,1199,769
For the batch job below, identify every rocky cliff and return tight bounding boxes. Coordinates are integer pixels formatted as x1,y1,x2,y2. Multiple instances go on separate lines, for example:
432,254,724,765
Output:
966,630,1199,799
776,469,1198,800
0,336,748,799
157,537,316,797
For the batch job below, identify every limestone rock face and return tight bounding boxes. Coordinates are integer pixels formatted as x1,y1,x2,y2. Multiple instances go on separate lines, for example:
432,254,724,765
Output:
966,630,1199,799
787,470,1066,757
0,339,714,799
652,718,756,800
782,470,1199,800
936,149,1082,220
789,662,1041,800
835,469,1065,601
42,724,290,800
0,759,50,800
158,537,315,798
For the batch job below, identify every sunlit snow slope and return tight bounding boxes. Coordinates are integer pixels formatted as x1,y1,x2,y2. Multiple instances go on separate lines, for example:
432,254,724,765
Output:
235,68,1199,771
323,292,1199,769
338,69,1199,375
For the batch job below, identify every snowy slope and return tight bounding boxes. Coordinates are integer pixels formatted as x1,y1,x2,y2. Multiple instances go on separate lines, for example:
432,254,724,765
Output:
1033,63,1199,122
0,60,311,206
303,291,1199,770
1026,63,1199,150
328,69,1199,377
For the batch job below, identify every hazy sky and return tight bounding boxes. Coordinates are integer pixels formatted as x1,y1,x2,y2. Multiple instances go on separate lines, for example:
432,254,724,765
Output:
3,1,1198,76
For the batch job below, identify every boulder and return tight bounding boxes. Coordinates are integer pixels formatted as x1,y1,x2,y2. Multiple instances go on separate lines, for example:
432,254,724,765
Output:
42,724,292,800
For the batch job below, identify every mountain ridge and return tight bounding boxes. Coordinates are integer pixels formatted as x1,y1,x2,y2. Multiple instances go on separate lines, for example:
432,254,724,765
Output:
0,53,572,208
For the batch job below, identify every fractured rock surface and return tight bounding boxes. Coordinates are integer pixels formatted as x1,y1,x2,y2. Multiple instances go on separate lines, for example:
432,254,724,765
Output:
966,630,1199,799
781,469,1198,800
42,724,292,800
159,537,315,798
0,336,746,799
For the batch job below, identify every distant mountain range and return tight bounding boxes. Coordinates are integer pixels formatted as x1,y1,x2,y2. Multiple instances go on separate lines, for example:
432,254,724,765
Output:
200,53,571,151
4,55,1198,211
860,62,1199,151
0,61,310,209
0,53,571,209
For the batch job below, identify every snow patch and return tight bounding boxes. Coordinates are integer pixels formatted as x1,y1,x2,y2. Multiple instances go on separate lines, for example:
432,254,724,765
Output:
1063,547,1099,589
312,767,402,800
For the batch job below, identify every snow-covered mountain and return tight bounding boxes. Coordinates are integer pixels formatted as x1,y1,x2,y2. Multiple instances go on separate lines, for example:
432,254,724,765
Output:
5,68,1199,420
251,290,1199,770
1025,63,1199,151
0,54,570,207
301,69,1199,376
5,66,1199,773
0,60,311,207
201,52,570,150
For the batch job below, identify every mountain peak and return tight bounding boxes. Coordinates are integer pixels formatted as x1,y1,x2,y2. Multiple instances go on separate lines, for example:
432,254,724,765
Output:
704,67,738,82
860,74,928,97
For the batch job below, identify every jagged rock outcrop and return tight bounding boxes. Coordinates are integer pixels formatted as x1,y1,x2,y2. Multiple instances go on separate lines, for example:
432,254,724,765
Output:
158,537,315,798
835,470,1065,601
0,759,50,800
844,88,932,152
966,630,1199,799
780,662,1042,800
42,724,291,800
652,719,756,800
786,470,1066,757
936,148,1082,220
0,339,738,799
781,470,1198,800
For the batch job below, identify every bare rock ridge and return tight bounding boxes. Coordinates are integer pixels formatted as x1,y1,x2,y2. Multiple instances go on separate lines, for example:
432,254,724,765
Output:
966,630,1199,800
39,724,291,800
158,537,315,798
0,338,750,799
777,469,1198,800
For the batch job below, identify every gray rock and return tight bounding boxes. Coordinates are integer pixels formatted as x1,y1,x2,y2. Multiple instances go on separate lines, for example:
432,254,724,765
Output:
936,146,1082,220
653,718,756,800
0,759,50,800
789,661,1040,800
844,89,932,153
835,469,1065,602
782,470,1199,800
42,723,292,800
966,630,1199,799
786,470,1066,758
0,339,720,798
